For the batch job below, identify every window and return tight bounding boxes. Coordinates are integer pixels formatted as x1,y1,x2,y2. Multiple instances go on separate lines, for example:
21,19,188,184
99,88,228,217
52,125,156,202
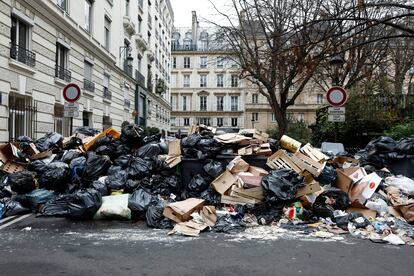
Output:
271,113,276,122
84,61,94,92
125,0,130,16
171,95,177,111
55,43,70,81
184,57,190,68
252,94,258,104
217,74,224,87
171,117,176,126
200,40,208,51
217,57,224,68
231,75,239,87
103,73,111,99
200,75,207,87
54,104,72,137
231,118,238,127
231,96,238,111
82,111,92,127
104,16,111,50
183,75,190,87
197,117,210,125
85,0,93,32
216,96,224,111
200,96,207,111
138,15,142,33
317,94,324,104
8,95,35,140
184,118,190,126
57,0,68,12
182,95,187,111
217,118,223,127
298,113,305,122
252,112,258,121
103,115,112,131
200,57,207,68
137,54,142,71
173,57,176,68
10,16,35,67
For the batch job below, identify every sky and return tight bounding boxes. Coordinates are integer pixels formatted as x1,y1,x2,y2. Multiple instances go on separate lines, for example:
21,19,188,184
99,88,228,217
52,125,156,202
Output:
169,0,231,27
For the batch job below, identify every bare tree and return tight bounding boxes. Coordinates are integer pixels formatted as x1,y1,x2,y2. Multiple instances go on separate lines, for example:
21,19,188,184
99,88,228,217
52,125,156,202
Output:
209,0,414,136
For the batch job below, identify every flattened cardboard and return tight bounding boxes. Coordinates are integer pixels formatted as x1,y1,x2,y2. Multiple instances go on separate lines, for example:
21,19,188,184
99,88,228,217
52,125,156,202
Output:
168,140,181,156
30,150,53,160
227,156,250,173
0,143,25,173
201,206,217,226
296,182,322,198
211,170,237,195
163,198,205,223
248,166,269,177
347,207,377,219
237,174,262,188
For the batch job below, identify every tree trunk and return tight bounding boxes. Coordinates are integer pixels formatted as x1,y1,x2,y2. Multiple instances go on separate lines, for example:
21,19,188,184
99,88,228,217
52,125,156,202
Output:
272,105,288,138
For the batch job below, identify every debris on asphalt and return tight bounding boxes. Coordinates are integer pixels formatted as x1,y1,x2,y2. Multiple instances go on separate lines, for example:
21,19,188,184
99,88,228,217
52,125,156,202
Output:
1,125,414,246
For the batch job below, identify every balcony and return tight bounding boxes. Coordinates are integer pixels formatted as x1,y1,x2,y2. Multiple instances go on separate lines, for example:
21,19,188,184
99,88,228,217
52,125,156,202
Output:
124,99,131,108
171,44,198,52
123,16,136,36
55,64,71,82
103,87,112,100
123,62,133,77
10,44,36,67
135,70,146,89
134,34,148,51
147,50,155,62
84,78,95,92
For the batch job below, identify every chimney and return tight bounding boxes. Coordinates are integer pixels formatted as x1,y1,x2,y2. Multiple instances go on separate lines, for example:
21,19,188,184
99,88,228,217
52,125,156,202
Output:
192,11,198,43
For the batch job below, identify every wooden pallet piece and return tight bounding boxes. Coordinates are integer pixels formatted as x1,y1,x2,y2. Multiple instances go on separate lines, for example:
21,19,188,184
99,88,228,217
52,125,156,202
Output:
301,143,328,163
266,149,302,174
290,151,326,177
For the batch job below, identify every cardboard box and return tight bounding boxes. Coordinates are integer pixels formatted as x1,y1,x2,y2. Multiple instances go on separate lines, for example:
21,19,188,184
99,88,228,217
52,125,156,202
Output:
227,156,250,174
335,167,367,194
237,174,262,188
296,182,322,198
0,143,25,173
30,150,53,161
163,198,205,223
248,166,269,177
211,170,237,195
26,143,40,156
350,172,382,204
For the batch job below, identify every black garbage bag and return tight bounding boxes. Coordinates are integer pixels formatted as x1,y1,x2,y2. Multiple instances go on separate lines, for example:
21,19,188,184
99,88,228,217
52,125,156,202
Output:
114,155,131,167
25,189,55,211
203,160,224,179
121,123,142,145
95,145,114,156
335,212,371,230
248,203,283,225
200,188,221,207
196,138,221,155
8,171,36,194
41,188,102,220
70,156,87,176
35,132,63,152
113,143,131,158
142,135,160,144
366,136,396,153
261,169,303,202
39,162,71,192
188,174,209,193
0,198,31,217
105,170,128,190
312,189,350,219
152,157,175,175
16,136,33,151
135,143,162,158
124,179,140,193
214,214,246,233
315,165,337,185
127,157,152,180
107,165,122,176
94,135,113,149
61,150,82,164
83,152,112,182
90,179,109,196
396,138,414,155
182,147,200,158
181,134,202,148
146,203,173,229
128,188,158,215
75,127,98,136
268,138,279,152
27,160,48,174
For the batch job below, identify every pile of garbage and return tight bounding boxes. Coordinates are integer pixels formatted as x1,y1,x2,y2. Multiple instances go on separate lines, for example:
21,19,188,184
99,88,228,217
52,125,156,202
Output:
1,124,413,245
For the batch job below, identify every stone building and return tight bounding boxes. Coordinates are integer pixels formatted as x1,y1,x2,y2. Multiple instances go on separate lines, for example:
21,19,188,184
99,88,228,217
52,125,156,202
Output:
0,0,173,142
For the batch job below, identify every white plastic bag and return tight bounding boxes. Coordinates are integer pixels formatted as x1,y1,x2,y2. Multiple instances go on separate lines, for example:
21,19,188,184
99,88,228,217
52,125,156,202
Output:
385,176,414,196
94,194,131,220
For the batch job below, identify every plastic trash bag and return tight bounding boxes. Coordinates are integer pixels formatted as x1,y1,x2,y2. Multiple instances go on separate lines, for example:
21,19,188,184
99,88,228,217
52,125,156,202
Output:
365,136,396,153
61,150,82,163
35,132,63,152
39,162,71,192
128,188,158,215
105,170,128,190
70,156,87,176
17,136,33,152
127,157,152,180
200,188,221,207
145,203,173,229
181,134,202,148
335,212,370,230
268,138,279,152
90,178,109,196
41,188,102,220
0,198,31,217
261,169,303,202
395,138,414,154
28,160,48,175
196,138,222,155
0,202,4,219
120,123,142,145
142,135,161,144
8,171,36,194
312,189,350,218
135,143,162,158
83,152,112,182
315,165,337,185
214,214,246,233
94,194,131,220
25,188,55,211
75,127,98,136
385,176,414,196
188,174,209,193
203,160,224,179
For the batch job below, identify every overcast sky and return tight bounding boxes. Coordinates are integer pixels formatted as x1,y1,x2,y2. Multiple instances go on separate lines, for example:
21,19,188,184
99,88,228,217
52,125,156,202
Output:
169,0,231,27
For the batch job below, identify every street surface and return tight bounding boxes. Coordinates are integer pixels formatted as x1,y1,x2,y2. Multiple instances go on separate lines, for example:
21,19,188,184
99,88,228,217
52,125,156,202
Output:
0,215,413,276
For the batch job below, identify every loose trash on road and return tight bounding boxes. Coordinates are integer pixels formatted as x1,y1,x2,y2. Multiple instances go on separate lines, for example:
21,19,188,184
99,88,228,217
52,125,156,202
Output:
1,124,414,245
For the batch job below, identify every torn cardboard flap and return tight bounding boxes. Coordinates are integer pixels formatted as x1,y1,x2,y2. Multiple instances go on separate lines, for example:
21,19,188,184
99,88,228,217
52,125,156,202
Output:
0,143,25,173
163,198,205,223
201,206,217,226
335,167,367,194
296,182,322,198
227,156,250,174
211,170,238,195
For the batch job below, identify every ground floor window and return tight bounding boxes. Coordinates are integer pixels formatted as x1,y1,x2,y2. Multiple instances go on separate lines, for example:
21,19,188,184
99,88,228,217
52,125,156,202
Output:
102,115,112,131
231,117,238,127
54,104,72,137
8,94,36,141
83,111,93,127
217,117,223,127
197,117,210,126
183,118,190,126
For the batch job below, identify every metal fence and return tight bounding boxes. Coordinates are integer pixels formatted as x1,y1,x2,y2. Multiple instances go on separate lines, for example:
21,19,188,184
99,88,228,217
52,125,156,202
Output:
10,44,36,67
8,100,37,141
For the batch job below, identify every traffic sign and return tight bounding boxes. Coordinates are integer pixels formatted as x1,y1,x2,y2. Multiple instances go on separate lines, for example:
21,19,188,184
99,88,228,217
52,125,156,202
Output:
63,83,81,103
64,102,79,118
328,107,345,115
328,114,345,122
326,86,347,107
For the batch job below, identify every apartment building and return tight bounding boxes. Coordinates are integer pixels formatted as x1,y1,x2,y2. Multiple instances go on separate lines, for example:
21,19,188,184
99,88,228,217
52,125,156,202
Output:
0,0,173,142
170,12,245,135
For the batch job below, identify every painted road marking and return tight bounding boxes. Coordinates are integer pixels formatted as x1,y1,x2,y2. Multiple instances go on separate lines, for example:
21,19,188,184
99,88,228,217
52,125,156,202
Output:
0,214,33,230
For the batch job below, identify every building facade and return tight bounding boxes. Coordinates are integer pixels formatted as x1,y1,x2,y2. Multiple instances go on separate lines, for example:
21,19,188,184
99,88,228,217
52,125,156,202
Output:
0,0,173,142
170,12,245,136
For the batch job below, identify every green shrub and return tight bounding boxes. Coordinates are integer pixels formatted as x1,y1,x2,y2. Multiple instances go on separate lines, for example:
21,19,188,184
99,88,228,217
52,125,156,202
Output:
268,120,312,143
385,121,414,140
142,127,160,136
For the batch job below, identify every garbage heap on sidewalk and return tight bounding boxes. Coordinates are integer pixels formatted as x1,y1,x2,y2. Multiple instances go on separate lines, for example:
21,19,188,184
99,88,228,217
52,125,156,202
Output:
0,124,413,245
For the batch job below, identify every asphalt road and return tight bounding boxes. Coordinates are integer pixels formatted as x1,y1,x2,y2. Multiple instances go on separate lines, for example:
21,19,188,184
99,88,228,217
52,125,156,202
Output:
0,215,413,276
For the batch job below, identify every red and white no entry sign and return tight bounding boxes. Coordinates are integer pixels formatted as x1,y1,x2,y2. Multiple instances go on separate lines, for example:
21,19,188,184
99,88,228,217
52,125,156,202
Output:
63,83,81,103
326,86,347,107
